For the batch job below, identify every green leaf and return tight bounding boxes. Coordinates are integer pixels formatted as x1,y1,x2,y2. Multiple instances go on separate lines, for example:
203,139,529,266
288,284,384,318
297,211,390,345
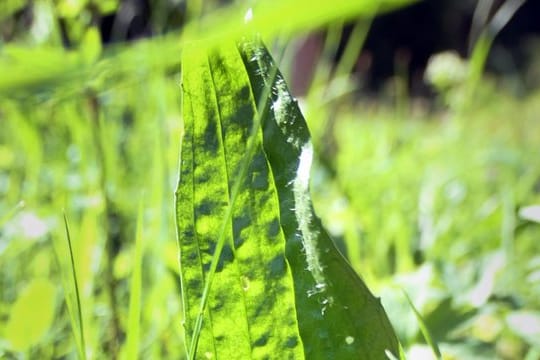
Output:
4,279,56,351
403,290,441,359
56,214,87,360
240,39,399,359
178,42,304,359
177,39,399,359
123,198,145,360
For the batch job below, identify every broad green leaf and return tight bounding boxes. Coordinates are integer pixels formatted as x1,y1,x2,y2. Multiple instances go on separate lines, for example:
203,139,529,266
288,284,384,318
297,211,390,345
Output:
403,291,441,359
4,278,56,351
239,39,399,359
178,39,399,359
177,43,304,359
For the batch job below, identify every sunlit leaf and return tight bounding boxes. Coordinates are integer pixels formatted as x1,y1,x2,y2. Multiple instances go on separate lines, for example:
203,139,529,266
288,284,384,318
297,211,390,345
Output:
177,38,399,359
4,279,56,351
178,41,304,359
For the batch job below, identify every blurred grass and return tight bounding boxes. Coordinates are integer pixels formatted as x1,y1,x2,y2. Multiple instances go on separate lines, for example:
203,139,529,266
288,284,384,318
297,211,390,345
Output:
307,86,540,359
1,0,540,358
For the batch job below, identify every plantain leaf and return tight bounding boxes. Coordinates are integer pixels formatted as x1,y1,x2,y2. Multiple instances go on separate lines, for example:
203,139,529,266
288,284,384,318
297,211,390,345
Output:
177,39,399,359
177,42,304,359
239,39,399,359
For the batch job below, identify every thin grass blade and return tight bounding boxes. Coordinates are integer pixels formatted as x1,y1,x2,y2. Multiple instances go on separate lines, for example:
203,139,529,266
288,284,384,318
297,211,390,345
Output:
403,290,442,360
124,197,145,360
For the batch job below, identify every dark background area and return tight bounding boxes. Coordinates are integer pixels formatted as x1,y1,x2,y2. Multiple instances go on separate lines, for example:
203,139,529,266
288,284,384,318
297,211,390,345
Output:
98,0,540,95
359,0,540,93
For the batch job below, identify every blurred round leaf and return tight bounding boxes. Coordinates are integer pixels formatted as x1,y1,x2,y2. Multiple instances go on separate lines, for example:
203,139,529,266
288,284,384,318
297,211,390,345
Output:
425,51,468,90
4,279,57,352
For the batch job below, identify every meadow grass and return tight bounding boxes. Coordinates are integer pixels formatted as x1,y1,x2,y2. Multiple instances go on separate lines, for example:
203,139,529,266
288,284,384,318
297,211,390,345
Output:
1,0,540,358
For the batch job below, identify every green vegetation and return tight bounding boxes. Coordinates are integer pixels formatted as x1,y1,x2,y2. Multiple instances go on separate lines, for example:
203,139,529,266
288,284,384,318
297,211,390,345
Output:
1,0,539,359
178,39,398,359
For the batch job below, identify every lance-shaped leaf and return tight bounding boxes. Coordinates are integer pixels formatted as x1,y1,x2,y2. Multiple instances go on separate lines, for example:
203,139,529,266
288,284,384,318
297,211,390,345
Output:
177,39,399,359
177,44,304,359
239,40,399,359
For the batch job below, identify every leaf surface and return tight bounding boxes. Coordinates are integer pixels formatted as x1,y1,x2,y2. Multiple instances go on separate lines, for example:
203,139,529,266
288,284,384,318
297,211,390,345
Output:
239,39,399,359
177,40,399,359
177,43,304,359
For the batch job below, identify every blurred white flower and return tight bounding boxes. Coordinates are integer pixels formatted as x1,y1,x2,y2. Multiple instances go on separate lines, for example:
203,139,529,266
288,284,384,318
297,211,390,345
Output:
4,211,50,240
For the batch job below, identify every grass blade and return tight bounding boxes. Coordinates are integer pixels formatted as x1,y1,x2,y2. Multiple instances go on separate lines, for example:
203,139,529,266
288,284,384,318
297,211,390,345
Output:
177,41,302,359
403,290,442,360
177,38,400,359
62,213,87,360
241,39,399,359
124,197,145,360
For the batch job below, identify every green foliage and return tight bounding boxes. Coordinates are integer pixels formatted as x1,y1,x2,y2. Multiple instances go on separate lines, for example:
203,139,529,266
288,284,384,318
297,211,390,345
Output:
241,40,399,358
123,199,145,360
179,42,304,359
3,278,56,351
403,290,441,359
57,215,87,360
178,39,399,358
310,95,540,358
1,0,539,359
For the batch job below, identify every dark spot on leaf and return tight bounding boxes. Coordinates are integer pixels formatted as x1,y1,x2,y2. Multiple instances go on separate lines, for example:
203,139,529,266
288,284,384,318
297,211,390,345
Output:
250,153,269,190
186,278,202,292
186,250,198,262
215,242,234,272
233,214,251,248
195,198,221,216
235,103,254,128
268,255,286,277
180,228,195,241
252,170,268,190
251,151,267,170
266,218,280,237
285,336,299,348
202,260,212,273
192,164,212,183
203,120,219,153
211,54,226,74
239,85,251,101
254,333,269,347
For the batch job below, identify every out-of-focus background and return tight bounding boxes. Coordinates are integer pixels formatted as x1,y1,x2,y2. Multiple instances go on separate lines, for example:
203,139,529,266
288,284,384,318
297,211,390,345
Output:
1,0,540,358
